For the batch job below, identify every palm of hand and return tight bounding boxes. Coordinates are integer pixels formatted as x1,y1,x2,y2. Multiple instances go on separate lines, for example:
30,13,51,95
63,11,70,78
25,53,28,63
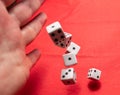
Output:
0,0,47,95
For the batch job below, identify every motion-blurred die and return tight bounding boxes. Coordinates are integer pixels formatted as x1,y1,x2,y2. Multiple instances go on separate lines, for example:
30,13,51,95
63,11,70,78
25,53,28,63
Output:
61,68,77,85
46,21,66,48
67,42,80,55
63,53,77,66
88,68,101,80
64,32,72,47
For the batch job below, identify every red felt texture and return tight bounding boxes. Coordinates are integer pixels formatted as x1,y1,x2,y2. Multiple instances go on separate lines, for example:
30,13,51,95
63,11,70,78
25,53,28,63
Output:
19,0,120,95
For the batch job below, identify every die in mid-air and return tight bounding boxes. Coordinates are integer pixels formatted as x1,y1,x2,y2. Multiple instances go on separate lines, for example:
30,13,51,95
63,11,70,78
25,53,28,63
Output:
61,68,77,85
64,32,72,47
88,68,101,80
67,42,80,55
63,53,77,66
46,21,72,48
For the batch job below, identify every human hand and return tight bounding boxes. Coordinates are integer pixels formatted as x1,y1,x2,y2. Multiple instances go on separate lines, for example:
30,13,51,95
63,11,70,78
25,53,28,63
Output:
0,0,47,95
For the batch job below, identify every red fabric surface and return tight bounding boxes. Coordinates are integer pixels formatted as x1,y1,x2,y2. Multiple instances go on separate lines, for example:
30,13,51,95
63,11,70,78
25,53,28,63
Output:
20,0,120,95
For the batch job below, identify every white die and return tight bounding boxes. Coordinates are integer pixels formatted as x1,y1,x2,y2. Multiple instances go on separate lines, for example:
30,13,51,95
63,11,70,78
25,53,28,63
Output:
61,68,76,85
55,32,72,48
46,21,66,48
88,68,101,80
46,21,63,33
64,32,72,47
67,42,80,55
63,53,77,66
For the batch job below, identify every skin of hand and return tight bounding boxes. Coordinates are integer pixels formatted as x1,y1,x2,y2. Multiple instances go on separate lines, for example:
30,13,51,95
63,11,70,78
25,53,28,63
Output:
0,0,47,95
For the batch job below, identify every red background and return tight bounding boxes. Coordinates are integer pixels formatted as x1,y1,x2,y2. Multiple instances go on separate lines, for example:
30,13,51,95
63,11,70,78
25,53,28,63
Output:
20,0,120,95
